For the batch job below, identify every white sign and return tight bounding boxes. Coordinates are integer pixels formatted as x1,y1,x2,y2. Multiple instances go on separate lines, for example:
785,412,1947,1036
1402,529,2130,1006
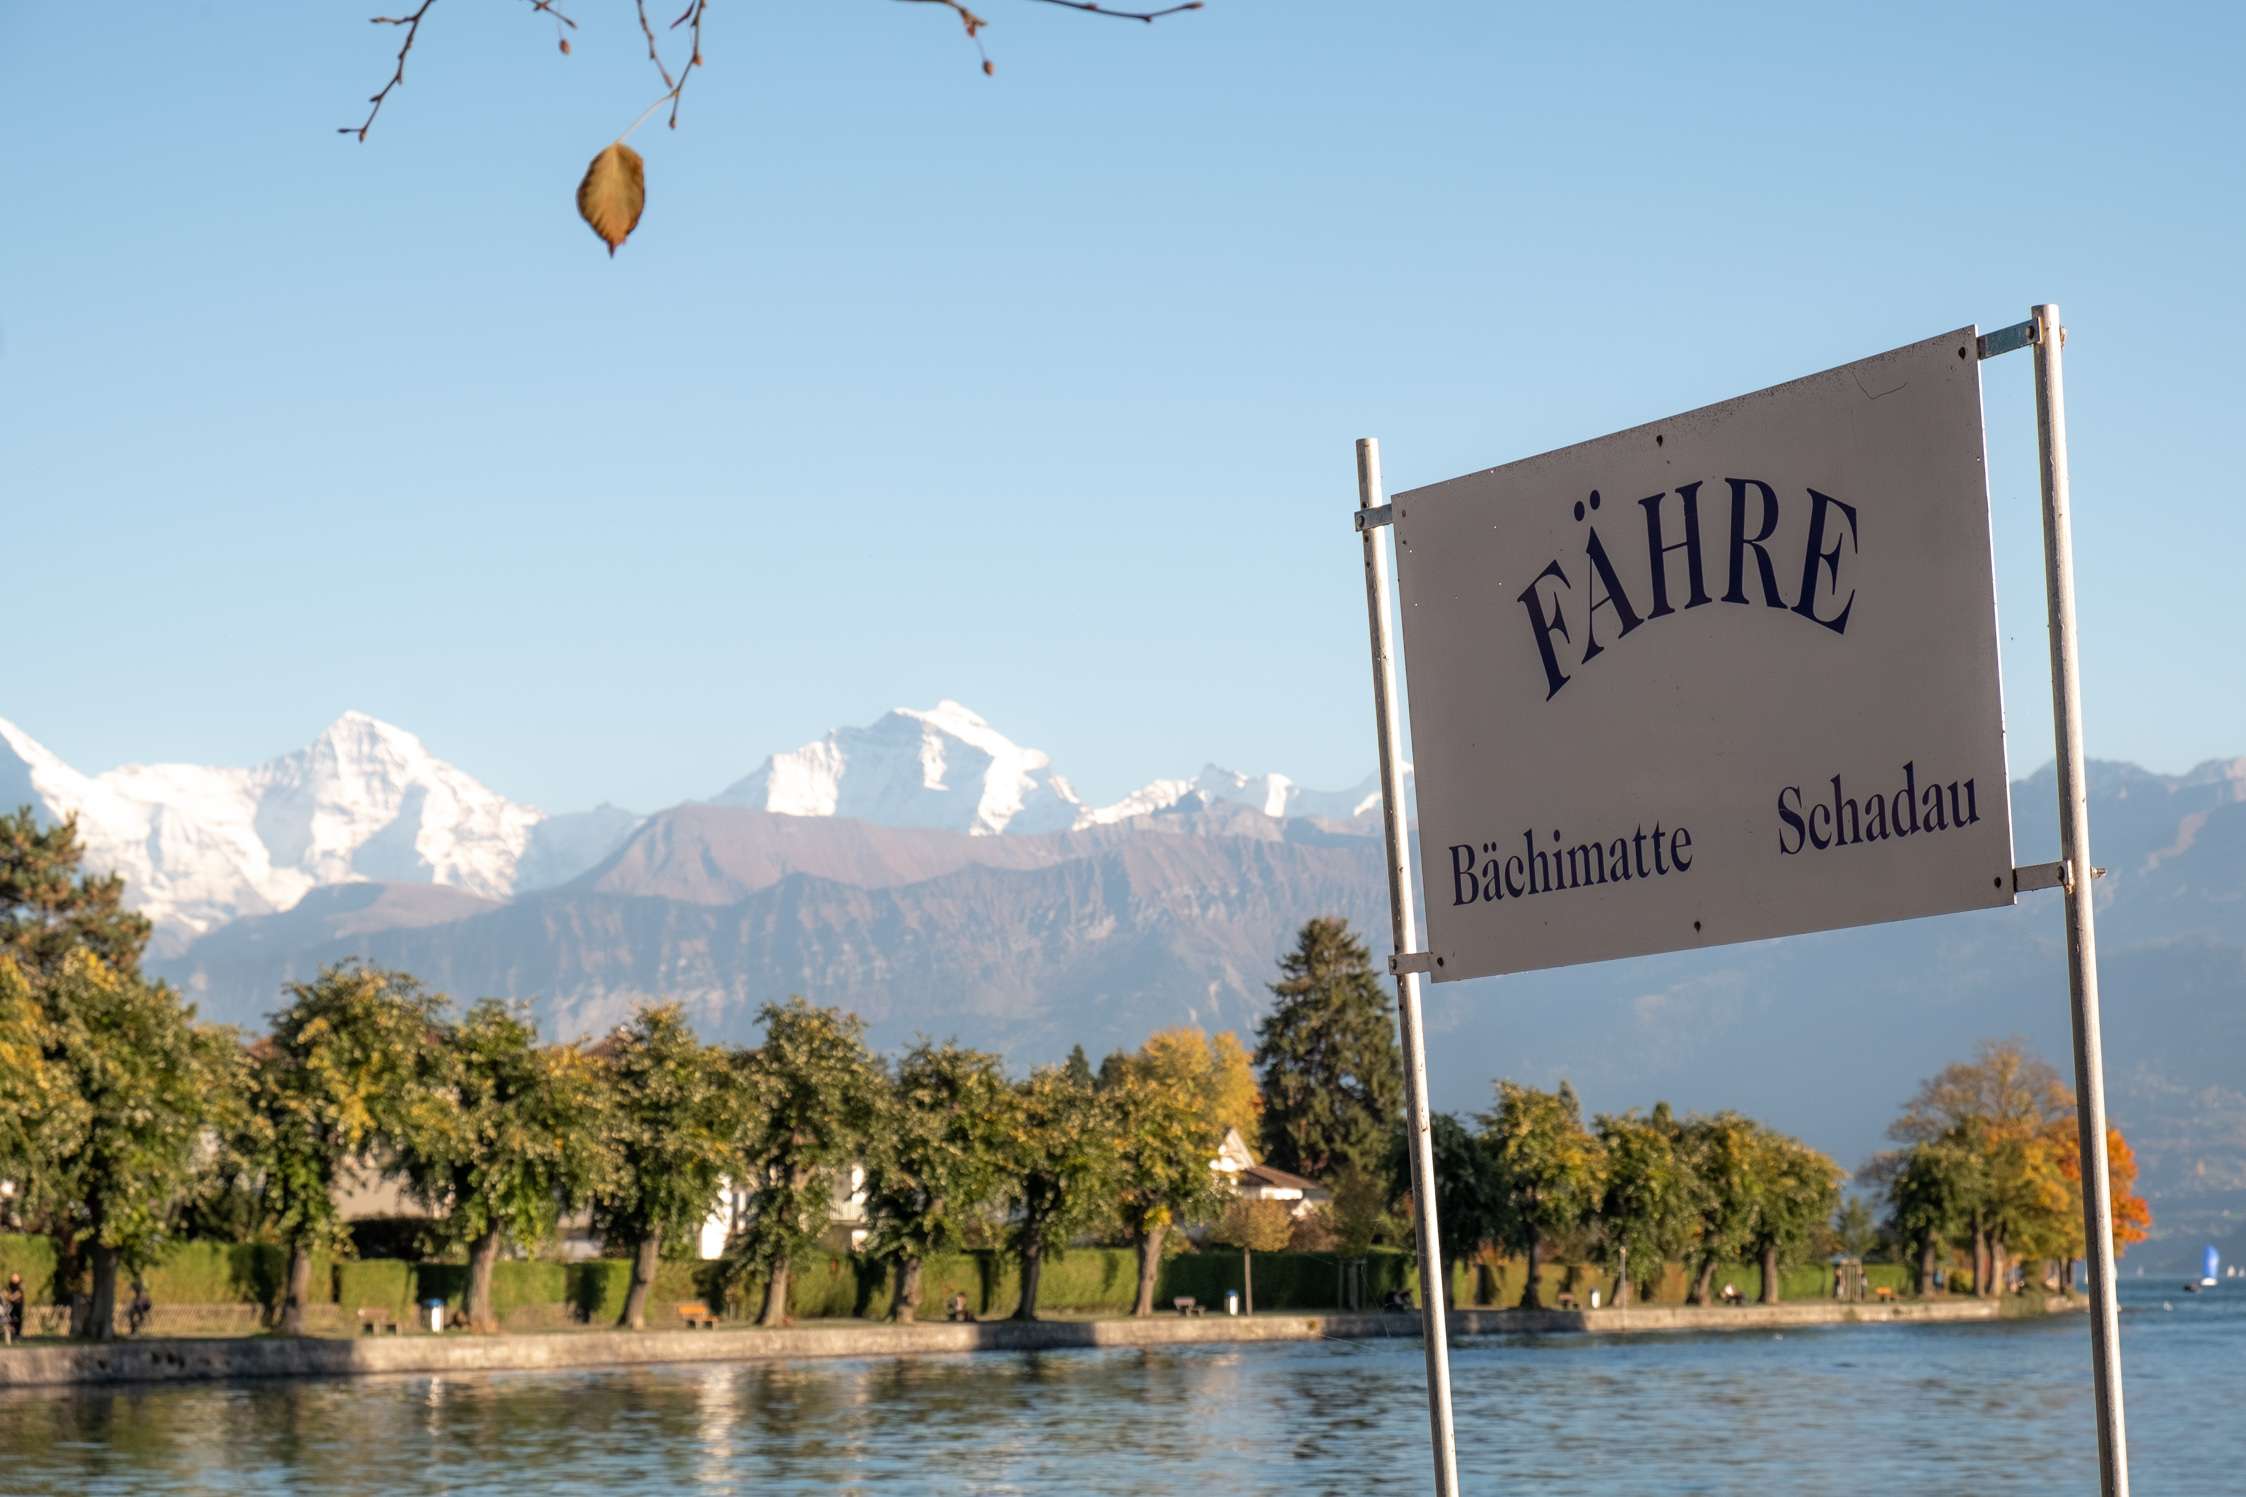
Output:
1392,327,2014,981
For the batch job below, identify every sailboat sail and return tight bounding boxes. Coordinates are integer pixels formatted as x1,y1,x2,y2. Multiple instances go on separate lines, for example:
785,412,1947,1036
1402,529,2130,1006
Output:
2206,1245,2222,1284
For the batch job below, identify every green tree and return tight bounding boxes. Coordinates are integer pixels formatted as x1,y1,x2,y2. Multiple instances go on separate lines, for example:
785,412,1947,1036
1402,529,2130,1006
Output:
1328,1164,1396,1257
728,998,884,1327
1886,1040,2071,1296
1831,1195,1881,1261
1107,1055,1226,1317
1482,1080,1605,1309
1062,1044,1097,1090
399,1000,617,1332
0,956,84,1219
38,951,234,1338
1745,1128,1842,1304
0,808,150,980
1255,918,1402,1183
1001,1063,1119,1321
1878,1138,1971,1293
1385,1112,1497,1309
1682,1111,1762,1305
861,1040,1013,1324
589,1004,741,1330
1210,1196,1293,1314
1593,1103,1704,1307
244,964,448,1334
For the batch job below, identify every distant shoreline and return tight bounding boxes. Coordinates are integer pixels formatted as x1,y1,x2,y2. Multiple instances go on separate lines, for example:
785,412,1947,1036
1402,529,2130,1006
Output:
0,1296,2083,1390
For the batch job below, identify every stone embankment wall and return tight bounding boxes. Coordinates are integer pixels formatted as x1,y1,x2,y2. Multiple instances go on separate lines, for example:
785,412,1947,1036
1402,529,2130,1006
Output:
0,1296,2080,1389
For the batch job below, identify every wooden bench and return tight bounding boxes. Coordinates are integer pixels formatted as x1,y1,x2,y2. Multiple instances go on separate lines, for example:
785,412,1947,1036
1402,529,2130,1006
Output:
1556,1293,1579,1310
357,1307,401,1336
1171,1296,1203,1316
675,1301,718,1329
1873,1285,1896,1302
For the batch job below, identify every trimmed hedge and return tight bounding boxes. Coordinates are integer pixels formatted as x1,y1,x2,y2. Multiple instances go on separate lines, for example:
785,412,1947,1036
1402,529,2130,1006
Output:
0,1234,58,1302
0,1234,1927,1321
0,1235,334,1310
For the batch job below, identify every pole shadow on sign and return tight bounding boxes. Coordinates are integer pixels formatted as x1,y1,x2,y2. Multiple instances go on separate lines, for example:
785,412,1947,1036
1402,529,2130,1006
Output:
1353,305,2128,1497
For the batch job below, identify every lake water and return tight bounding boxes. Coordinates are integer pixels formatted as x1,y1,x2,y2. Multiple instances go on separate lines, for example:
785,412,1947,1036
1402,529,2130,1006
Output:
5,1283,2239,1495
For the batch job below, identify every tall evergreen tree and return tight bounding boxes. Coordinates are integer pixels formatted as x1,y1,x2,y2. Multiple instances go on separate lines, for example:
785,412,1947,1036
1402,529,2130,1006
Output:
1061,1044,1096,1090
0,808,150,979
1254,918,1401,1182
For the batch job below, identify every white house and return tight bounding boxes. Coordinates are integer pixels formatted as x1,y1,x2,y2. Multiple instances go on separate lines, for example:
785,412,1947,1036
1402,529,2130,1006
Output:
695,1165,868,1259
1210,1127,1331,1218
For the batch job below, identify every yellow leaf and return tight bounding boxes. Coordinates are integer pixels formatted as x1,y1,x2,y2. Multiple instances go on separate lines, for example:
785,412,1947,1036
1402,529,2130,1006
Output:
576,143,646,258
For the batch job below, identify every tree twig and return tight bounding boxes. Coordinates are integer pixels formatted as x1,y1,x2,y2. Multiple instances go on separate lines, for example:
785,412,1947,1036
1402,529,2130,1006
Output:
1022,0,1202,20
617,0,706,140
895,0,1197,75
345,0,1194,145
344,0,578,141
341,2,439,142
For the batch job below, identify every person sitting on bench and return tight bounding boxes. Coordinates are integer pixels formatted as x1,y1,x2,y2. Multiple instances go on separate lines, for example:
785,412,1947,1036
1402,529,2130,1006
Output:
945,1292,975,1323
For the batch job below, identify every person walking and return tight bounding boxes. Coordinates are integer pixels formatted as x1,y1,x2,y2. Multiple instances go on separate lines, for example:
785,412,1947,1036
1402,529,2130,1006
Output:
4,1272,26,1344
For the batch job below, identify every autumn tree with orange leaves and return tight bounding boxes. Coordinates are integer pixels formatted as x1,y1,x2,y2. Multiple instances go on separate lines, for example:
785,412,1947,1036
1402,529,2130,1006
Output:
1869,1039,2150,1296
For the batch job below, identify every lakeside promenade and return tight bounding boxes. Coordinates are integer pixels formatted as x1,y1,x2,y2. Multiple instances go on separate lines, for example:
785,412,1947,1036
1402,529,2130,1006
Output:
0,1296,2081,1389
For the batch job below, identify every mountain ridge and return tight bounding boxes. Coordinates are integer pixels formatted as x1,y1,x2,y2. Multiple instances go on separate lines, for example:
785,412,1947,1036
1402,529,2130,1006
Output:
1,703,1389,947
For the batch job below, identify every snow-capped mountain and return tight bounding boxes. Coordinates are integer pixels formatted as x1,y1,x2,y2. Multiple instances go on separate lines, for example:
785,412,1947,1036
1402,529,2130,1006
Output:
0,699,1388,948
713,701,1088,837
1079,764,1394,826
712,702,1392,837
0,712,632,951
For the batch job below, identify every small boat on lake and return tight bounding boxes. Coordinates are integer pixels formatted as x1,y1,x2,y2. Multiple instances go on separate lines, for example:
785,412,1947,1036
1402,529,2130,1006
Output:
2185,1244,2218,1291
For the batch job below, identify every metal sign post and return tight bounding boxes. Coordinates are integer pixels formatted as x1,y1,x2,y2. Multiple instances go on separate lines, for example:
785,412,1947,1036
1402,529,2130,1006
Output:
2024,302,2130,1497
1352,303,2127,1495
1355,436,1460,1497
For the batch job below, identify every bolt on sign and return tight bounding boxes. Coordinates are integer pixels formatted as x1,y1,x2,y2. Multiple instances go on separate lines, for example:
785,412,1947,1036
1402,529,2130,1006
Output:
1392,328,2014,981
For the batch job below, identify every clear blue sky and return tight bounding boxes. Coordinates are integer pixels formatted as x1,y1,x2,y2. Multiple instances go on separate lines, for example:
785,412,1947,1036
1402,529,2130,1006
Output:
6,1,2240,813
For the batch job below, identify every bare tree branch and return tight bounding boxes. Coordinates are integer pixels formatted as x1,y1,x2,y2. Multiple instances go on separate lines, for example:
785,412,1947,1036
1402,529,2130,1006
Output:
341,2,438,142
343,0,1197,145
617,0,706,141
1022,0,1202,21
895,0,1197,75
343,0,578,141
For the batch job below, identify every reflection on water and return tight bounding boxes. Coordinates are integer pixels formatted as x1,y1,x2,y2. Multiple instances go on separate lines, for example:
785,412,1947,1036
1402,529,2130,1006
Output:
2,1286,2238,1495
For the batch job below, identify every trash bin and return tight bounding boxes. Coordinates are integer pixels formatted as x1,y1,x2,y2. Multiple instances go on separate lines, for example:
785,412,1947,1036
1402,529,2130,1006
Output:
423,1299,446,1334
1225,1291,1240,1317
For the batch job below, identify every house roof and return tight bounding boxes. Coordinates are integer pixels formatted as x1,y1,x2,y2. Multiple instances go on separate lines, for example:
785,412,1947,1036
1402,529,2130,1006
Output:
1238,1162,1326,1196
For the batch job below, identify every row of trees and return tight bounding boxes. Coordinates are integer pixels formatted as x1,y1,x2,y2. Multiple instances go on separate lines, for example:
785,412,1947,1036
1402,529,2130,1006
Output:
1246,919,1845,1309
1872,1040,2149,1295
1,810,1277,1339
1408,1087,1845,1309
5,810,2148,1341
